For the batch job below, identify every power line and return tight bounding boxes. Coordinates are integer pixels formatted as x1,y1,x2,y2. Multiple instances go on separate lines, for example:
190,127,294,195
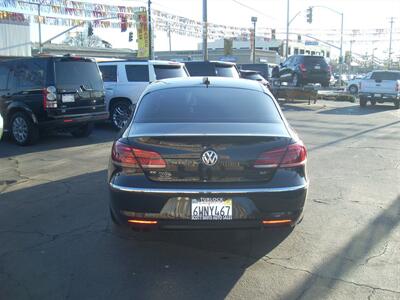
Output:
230,0,277,21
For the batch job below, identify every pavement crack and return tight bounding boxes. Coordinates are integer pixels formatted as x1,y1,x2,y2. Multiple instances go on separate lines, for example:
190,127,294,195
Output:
362,241,389,265
258,258,400,295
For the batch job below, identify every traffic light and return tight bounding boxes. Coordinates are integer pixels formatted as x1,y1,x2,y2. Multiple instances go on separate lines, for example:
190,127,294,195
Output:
120,16,127,32
271,29,276,40
306,7,313,23
88,23,93,37
128,31,133,42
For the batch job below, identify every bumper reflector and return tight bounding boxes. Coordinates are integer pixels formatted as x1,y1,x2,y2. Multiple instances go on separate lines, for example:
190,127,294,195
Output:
128,219,158,225
262,219,292,225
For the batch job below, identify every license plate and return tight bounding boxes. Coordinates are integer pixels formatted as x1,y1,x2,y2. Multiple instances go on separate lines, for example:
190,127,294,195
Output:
62,94,75,103
314,65,321,69
191,197,232,220
374,94,381,97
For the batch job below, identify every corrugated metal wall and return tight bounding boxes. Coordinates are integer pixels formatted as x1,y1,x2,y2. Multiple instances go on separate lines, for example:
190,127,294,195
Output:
0,21,31,57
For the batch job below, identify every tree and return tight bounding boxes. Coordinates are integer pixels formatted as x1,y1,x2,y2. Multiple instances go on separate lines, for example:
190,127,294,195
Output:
63,31,112,48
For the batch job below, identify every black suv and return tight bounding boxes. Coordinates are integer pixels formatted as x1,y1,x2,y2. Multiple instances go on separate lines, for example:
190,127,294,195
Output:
278,55,331,87
0,56,108,145
184,61,240,78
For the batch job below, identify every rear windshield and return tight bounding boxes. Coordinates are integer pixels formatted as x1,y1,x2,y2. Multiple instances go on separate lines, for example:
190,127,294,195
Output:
215,66,240,78
55,61,103,90
371,72,400,81
154,65,187,80
135,87,281,123
302,56,328,66
185,63,216,76
243,73,263,81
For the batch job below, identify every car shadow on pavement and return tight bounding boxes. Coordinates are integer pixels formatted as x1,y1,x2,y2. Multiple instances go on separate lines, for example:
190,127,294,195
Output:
0,123,118,159
0,170,292,300
308,119,400,152
281,195,400,299
318,104,398,115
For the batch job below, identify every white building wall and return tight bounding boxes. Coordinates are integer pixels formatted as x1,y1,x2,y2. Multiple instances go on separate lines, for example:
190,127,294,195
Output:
0,22,31,56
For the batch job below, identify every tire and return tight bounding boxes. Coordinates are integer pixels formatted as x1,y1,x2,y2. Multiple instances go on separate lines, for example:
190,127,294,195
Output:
370,100,376,106
359,98,367,107
349,85,358,94
71,123,93,138
110,100,133,130
321,81,330,88
10,112,39,146
395,100,400,109
292,73,301,87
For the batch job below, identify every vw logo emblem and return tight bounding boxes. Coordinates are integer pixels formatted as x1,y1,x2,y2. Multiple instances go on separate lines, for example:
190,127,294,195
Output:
202,150,218,166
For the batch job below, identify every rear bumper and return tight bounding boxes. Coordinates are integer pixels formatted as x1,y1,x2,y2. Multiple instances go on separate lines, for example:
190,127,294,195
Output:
39,111,109,128
359,93,399,102
109,182,307,230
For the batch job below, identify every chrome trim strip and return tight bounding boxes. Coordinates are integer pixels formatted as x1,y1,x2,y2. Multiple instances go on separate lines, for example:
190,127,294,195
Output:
109,182,308,194
131,133,290,137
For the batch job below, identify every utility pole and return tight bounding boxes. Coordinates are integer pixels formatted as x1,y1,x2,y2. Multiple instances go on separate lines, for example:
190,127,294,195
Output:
148,0,153,59
37,2,42,53
285,0,290,58
167,24,172,52
20,1,43,53
202,0,208,60
251,17,257,64
388,17,394,69
339,12,343,86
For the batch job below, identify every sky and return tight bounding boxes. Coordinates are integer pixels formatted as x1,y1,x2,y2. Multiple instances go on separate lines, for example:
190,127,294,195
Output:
27,0,400,60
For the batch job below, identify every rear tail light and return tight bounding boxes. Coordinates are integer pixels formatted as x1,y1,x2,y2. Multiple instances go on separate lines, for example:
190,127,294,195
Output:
43,86,57,109
132,148,166,169
128,219,158,225
111,140,166,170
262,219,292,225
254,141,307,169
299,64,307,72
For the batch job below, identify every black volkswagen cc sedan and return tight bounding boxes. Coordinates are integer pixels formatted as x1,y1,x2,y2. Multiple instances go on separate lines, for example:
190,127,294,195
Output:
108,77,308,230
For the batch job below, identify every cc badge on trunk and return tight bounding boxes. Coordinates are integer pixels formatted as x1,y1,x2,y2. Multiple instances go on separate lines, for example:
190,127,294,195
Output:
202,150,218,166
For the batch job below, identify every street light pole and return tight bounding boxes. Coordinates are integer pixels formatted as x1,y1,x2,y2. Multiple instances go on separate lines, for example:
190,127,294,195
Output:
251,16,257,64
388,17,394,69
339,12,343,86
202,0,208,60
148,0,153,59
285,0,290,58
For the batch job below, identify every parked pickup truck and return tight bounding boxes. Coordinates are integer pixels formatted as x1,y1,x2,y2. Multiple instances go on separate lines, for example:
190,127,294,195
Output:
358,70,400,109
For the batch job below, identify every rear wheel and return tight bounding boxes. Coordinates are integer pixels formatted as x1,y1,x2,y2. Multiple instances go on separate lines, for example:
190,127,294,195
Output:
395,100,400,109
292,73,300,87
321,81,330,88
370,100,376,106
111,100,133,130
71,123,93,138
10,112,39,146
349,85,358,94
359,97,367,107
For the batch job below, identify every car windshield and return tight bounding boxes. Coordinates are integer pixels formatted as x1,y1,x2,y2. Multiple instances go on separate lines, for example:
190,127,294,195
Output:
55,61,103,90
371,72,400,80
215,66,240,78
244,73,264,80
154,65,187,79
303,56,328,66
135,87,281,123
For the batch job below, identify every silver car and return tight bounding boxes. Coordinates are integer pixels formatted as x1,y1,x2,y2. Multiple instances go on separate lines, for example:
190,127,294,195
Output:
0,113,3,140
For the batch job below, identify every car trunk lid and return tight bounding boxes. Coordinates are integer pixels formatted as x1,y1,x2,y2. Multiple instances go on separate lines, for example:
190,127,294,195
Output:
128,123,291,183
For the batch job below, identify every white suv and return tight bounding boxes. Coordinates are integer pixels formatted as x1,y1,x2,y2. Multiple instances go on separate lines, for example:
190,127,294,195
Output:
98,60,188,129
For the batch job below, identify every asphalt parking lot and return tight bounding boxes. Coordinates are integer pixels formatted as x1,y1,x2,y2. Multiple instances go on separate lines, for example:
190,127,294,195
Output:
0,100,399,300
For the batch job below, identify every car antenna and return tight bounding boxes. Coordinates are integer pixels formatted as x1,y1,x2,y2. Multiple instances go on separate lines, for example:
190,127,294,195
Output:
203,77,210,87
